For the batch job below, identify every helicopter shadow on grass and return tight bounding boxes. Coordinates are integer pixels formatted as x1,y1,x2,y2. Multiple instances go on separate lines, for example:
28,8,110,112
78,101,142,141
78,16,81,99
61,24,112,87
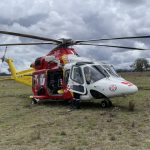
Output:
35,100,117,111
39,96,148,112
76,102,134,112
26,97,133,112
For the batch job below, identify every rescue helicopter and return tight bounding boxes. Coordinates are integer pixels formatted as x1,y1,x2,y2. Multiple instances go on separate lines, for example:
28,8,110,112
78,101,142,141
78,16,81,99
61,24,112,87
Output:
0,30,149,108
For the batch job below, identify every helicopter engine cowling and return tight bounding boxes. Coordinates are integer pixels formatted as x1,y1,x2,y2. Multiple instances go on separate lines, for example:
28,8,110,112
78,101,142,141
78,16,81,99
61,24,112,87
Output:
45,56,61,67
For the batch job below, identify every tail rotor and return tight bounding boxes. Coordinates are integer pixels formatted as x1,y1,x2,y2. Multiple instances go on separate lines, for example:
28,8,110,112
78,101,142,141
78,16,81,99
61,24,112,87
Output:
1,46,7,63
0,46,7,73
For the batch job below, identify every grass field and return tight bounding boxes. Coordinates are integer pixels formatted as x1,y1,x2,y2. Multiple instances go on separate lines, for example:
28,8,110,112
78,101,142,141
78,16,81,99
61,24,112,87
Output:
0,72,150,150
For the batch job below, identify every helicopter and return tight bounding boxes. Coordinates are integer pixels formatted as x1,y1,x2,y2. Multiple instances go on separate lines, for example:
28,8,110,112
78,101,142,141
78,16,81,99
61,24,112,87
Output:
0,30,149,108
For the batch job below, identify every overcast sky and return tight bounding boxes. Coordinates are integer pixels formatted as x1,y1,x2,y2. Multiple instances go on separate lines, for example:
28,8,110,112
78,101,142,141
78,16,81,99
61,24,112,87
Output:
0,0,150,72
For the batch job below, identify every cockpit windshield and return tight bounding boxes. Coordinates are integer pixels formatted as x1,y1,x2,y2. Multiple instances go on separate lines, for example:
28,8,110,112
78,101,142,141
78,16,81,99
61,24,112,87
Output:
83,65,106,84
102,64,120,77
93,65,110,77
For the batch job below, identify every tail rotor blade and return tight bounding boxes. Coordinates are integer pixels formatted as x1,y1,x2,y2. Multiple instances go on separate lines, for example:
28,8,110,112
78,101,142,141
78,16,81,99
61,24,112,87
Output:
1,46,7,63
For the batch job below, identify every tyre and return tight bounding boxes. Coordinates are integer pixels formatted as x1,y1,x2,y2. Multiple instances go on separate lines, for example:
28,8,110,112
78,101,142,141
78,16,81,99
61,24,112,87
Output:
100,100,108,108
70,99,80,109
31,98,39,104
75,100,81,109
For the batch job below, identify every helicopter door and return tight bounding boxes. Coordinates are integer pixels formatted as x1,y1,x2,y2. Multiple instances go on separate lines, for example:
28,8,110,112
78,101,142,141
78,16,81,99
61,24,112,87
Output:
68,66,86,94
47,70,63,95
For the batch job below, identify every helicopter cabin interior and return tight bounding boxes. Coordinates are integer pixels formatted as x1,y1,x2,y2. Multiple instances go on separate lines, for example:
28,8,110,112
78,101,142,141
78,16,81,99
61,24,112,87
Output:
47,70,63,95
32,69,64,96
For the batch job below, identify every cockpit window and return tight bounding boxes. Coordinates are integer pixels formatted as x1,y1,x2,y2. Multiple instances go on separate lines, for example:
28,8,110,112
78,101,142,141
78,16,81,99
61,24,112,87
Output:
103,65,119,77
93,65,110,77
71,67,84,84
84,66,105,84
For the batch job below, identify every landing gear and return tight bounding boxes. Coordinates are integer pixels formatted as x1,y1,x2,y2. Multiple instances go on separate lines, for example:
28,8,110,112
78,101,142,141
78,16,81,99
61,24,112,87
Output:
70,99,81,109
108,100,112,107
100,99,112,108
31,98,39,105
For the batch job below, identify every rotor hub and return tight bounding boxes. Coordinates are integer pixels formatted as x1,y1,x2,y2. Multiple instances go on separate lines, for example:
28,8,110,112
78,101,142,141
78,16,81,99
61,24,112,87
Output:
60,39,75,46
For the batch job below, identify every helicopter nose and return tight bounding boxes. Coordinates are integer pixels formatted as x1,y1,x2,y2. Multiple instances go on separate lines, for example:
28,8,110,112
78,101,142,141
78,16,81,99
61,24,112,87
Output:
129,84,138,93
121,81,138,94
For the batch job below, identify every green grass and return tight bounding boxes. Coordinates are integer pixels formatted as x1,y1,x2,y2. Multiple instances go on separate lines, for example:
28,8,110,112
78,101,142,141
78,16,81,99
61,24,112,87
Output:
0,73,150,150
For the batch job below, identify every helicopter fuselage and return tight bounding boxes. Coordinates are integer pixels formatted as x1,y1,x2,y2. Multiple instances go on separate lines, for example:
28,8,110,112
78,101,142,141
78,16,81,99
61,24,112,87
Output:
31,48,138,102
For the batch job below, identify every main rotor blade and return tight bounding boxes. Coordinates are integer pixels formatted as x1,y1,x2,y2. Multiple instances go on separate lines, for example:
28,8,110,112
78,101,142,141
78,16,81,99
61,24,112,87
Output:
0,30,61,44
0,42,56,46
77,43,149,50
76,35,150,43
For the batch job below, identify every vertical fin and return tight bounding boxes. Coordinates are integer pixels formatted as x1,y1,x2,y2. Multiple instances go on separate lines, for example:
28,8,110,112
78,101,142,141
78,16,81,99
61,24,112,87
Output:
5,58,17,78
5,58,34,86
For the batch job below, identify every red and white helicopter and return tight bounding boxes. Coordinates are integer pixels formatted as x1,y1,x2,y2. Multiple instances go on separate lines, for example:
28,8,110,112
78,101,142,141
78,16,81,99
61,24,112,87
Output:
0,31,149,108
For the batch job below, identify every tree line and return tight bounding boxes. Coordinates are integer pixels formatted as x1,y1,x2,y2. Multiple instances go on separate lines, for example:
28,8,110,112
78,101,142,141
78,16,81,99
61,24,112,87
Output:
130,58,150,72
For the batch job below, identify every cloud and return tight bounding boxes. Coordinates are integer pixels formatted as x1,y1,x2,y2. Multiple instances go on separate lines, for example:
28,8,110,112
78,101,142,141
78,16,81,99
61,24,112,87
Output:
0,0,150,73
114,0,148,6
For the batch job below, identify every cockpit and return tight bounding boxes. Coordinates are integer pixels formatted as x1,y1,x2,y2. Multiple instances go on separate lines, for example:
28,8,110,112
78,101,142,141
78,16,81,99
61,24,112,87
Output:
65,63,137,99
70,64,111,85
82,64,120,84
67,62,120,87
67,62,137,96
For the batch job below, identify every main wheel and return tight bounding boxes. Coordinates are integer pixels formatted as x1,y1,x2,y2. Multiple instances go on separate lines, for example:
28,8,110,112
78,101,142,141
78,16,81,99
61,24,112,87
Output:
70,99,81,109
75,100,81,109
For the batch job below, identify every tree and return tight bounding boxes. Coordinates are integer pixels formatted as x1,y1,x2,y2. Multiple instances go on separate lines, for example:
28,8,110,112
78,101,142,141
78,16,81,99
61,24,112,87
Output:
131,58,149,72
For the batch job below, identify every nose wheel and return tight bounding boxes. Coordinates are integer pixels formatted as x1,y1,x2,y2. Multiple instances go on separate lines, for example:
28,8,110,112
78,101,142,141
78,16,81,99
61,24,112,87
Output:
100,99,112,108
